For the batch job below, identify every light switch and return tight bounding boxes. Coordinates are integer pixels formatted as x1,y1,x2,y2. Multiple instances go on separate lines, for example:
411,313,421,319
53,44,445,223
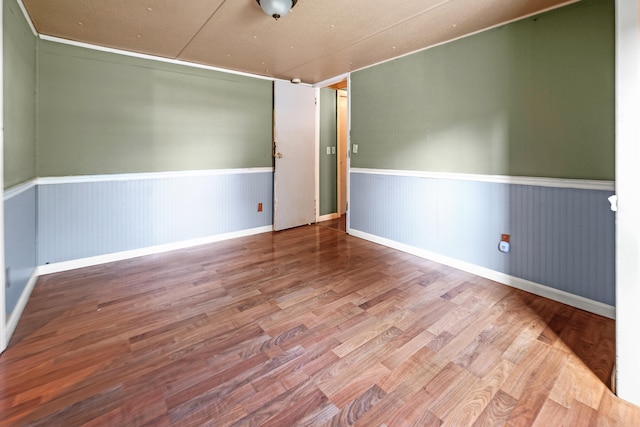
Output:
353,144,358,153
326,147,331,155
331,146,336,154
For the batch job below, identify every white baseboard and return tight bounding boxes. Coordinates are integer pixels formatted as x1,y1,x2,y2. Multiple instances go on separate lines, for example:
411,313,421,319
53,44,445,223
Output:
349,228,616,319
318,213,341,222
6,269,39,344
38,226,273,276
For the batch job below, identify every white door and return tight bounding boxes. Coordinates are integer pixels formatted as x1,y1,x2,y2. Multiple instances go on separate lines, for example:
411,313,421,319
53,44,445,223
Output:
273,81,317,231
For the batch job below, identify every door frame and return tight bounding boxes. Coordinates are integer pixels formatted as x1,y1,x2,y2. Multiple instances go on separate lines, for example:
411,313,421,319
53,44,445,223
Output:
337,88,348,217
314,73,351,227
314,86,321,224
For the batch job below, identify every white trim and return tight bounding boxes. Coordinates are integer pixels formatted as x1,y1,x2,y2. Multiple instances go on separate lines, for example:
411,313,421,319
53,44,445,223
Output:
5,269,38,343
38,226,273,276
349,228,616,319
6,169,274,198
350,168,615,191
36,168,273,186
39,35,282,82
4,179,37,201
318,213,340,222
15,0,37,37
315,88,321,223
346,74,352,232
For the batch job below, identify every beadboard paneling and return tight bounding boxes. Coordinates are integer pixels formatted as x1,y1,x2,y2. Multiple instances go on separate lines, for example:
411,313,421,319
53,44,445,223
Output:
38,171,273,264
4,185,37,314
350,171,615,306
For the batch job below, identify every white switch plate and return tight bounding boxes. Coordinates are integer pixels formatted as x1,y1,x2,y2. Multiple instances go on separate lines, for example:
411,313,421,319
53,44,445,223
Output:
353,144,358,153
326,147,331,155
331,146,336,154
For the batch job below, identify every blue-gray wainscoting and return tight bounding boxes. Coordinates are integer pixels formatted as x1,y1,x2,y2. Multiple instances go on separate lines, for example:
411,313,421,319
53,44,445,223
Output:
38,171,273,265
4,185,37,315
350,172,615,306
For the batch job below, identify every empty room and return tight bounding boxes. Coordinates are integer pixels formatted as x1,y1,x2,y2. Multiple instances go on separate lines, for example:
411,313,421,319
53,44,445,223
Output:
2,0,640,425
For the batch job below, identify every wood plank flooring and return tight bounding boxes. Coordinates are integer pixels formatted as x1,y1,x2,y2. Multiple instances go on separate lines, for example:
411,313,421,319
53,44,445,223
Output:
1,220,638,426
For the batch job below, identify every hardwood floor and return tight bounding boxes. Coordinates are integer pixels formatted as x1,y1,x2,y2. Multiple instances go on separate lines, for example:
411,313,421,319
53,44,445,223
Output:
318,216,346,233
0,223,637,426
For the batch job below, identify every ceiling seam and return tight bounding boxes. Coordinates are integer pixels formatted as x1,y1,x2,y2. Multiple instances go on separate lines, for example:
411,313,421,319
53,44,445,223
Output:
174,0,229,59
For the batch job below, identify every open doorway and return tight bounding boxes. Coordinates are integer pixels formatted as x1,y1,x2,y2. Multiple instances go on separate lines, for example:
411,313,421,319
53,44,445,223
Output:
318,79,348,232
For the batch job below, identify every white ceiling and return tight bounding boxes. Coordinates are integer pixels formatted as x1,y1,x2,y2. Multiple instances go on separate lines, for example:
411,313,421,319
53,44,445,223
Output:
20,0,577,84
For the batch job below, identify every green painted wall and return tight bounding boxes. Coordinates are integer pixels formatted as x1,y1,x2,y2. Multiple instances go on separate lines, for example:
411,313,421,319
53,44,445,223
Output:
3,0,37,188
37,41,273,176
320,88,337,216
351,0,614,180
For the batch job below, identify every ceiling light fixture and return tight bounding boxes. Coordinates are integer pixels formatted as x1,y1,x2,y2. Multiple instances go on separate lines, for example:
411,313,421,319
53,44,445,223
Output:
256,0,298,20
